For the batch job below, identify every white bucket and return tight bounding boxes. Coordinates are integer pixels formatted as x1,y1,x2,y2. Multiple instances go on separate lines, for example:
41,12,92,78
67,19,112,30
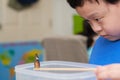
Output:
15,61,97,80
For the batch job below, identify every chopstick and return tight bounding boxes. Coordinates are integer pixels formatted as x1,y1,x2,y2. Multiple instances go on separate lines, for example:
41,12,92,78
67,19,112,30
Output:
34,68,96,71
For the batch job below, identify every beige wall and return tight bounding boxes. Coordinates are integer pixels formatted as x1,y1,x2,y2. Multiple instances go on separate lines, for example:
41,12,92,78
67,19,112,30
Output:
0,0,53,42
0,0,76,42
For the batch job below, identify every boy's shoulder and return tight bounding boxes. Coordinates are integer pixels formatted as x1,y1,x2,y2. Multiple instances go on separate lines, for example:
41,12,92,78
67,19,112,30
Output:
89,36,120,65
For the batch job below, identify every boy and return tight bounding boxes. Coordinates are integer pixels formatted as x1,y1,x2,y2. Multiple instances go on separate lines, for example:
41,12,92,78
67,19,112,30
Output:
67,0,120,80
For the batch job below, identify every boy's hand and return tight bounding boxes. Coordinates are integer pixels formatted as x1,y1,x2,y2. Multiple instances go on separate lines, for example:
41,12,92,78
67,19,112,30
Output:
95,64,120,80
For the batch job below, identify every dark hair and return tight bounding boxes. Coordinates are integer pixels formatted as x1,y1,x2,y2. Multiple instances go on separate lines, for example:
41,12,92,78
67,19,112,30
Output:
67,0,119,8
79,20,97,48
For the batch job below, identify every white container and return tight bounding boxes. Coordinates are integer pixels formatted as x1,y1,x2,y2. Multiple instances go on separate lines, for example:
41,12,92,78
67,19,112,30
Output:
15,61,98,80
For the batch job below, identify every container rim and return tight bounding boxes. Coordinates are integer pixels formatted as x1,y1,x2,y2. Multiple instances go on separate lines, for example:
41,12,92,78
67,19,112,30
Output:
15,61,97,79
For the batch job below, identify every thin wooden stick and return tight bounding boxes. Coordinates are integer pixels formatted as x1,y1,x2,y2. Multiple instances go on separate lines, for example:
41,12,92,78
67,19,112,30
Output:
34,68,96,71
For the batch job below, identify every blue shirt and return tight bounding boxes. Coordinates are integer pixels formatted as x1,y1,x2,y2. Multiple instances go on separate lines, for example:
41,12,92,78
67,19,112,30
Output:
89,36,120,65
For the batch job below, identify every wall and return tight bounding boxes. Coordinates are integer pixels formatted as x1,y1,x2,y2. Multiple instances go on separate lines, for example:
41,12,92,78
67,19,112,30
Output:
0,0,76,42
0,0,53,42
52,0,76,35
0,0,2,26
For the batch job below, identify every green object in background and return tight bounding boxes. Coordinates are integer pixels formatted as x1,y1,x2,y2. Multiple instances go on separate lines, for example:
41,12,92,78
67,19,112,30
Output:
73,14,84,34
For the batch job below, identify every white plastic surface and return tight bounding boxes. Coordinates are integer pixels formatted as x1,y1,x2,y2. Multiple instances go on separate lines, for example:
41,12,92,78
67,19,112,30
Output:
15,61,98,80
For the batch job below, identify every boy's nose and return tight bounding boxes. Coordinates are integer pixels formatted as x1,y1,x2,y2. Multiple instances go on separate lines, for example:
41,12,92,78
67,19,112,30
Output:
92,25,102,34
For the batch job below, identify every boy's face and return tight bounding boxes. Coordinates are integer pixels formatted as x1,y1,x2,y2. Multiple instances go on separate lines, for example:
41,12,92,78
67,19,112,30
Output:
76,1,120,41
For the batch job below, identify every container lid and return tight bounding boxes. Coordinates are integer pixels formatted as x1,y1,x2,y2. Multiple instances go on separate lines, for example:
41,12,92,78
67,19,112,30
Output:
15,61,97,79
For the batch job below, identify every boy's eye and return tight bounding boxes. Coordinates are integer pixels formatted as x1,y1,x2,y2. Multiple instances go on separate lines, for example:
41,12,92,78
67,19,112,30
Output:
95,19,99,21
94,17,104,22
95,18,101,22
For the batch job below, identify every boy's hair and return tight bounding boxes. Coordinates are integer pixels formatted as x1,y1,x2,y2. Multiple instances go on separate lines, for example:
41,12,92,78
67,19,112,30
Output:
67,0,120,8
79,20,97,48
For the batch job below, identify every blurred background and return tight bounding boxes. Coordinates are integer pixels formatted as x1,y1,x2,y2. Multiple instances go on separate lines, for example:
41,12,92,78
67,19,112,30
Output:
0,0,97,80
0,0,77,42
